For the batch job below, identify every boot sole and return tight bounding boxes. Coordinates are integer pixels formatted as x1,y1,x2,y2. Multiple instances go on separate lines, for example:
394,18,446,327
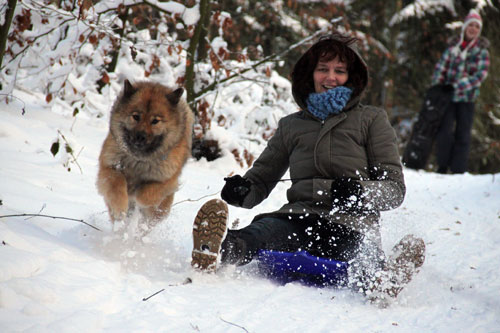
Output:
391,234,425,269
374,234,426,301
191,199,228,272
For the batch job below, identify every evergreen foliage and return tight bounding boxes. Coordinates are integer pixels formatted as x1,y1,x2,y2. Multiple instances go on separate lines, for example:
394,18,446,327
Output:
1,0,498,173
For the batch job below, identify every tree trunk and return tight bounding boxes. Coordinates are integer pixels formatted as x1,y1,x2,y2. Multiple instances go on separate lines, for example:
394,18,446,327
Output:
107,11,128,74
0,0,17,69
196,0,211,61
97,10,128,92
185,0,210,114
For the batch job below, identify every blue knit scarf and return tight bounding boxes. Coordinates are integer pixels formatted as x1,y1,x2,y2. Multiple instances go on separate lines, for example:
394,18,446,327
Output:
306,86,353,120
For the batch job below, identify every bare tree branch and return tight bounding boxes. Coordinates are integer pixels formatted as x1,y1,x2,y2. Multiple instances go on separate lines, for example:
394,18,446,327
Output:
191,17,342,106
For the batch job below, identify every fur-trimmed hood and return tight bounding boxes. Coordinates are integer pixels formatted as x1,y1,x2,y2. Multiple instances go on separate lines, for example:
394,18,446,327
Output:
291,35,369,112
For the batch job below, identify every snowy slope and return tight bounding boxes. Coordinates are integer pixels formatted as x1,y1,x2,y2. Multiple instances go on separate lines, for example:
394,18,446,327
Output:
1,91,500,333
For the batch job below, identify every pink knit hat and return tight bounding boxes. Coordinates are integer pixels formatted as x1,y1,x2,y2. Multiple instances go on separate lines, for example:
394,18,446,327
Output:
463,9,482,30
453,9,483,59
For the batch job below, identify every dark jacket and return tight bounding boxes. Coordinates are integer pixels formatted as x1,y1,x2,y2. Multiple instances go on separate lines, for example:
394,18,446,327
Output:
238,40,405,238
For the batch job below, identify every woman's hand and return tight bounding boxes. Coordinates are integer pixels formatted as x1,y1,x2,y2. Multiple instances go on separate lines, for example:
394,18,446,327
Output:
331,178,362,209
221,175,252,206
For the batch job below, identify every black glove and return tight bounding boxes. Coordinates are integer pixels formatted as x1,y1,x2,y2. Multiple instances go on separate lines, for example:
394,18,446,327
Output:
441,84,454,93
331,178,362,209
221,175,251,206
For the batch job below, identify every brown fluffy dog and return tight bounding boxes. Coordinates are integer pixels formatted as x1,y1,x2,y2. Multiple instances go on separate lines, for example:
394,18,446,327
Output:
97,79,194,227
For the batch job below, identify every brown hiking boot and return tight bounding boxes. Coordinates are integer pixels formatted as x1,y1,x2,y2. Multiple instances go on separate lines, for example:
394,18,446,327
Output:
370,234,425,305
191,199,228,272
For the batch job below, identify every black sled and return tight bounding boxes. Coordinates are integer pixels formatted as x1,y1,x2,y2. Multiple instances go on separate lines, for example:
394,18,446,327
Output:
402,84,454,170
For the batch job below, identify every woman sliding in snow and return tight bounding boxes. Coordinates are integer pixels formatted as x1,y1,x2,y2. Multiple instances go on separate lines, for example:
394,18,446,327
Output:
191,32,425,305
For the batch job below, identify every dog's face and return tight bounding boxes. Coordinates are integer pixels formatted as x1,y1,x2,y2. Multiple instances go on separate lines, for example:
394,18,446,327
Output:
112,80,184,157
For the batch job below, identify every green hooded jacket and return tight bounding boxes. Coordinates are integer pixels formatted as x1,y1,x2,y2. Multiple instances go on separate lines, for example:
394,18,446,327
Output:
239,37,405,237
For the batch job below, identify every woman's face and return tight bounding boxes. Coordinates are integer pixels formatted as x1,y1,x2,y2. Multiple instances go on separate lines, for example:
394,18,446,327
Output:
464,21,481,41
313,56,349,93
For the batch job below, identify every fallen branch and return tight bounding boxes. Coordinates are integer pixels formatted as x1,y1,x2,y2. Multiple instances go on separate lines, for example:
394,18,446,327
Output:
0,213,101,231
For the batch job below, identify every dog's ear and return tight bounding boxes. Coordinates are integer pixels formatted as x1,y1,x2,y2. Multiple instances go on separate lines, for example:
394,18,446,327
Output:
123,79,137,100
166,88,184,106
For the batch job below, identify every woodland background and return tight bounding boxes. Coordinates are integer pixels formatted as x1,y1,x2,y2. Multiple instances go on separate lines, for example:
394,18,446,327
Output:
1,2,500,331
1,0,499,174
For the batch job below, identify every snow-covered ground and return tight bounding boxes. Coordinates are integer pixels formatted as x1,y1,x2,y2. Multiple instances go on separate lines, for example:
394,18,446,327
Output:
1,90,499,332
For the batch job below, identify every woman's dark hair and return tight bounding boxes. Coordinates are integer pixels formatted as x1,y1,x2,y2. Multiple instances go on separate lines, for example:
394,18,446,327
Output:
291,33,368,109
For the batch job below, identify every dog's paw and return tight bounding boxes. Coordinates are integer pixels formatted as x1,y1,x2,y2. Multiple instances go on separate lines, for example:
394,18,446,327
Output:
106,195,129,222
109,209,128,222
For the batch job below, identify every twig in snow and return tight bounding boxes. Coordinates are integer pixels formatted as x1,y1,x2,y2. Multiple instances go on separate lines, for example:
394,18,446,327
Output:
142,288,165,301
25,204,47,220
0,213,101,231
142,277,193,301
219,316,249,333
0,93,27,114
57,129,84,174
172,191,221,207
37,204,47,214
